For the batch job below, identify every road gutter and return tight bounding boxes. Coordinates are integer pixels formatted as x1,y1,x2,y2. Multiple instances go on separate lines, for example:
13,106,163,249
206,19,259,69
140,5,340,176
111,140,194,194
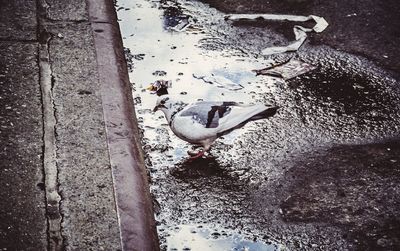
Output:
86,0,160,250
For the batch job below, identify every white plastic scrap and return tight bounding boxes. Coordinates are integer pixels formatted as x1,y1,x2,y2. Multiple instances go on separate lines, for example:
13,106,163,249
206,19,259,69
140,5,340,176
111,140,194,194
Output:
253,59,317,80
225,14,329,55
192,73,244,90
169,18,190,32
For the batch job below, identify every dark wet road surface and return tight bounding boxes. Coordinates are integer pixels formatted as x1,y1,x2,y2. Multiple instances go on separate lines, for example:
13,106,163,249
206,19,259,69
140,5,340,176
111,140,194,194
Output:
117,0,400,250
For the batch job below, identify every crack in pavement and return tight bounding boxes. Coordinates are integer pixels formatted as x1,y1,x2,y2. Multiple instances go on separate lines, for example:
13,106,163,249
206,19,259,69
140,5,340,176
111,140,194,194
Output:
37,0,64,250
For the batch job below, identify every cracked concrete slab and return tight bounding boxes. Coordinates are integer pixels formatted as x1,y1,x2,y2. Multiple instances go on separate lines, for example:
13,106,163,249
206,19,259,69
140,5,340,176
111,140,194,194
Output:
43,22,121,250
0,42,47,250
0,0,37,40
0,0,158,249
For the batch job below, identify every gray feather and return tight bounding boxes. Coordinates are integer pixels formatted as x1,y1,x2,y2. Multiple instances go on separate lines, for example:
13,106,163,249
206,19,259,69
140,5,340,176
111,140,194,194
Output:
179,101,239,128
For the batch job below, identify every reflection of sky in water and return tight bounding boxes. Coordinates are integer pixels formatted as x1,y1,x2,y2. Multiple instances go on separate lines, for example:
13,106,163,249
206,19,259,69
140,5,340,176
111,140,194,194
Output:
165,225,282,251
118,0,276,105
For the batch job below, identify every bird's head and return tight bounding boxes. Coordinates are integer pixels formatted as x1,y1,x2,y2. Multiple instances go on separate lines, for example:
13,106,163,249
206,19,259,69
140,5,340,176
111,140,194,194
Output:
153,95,187,122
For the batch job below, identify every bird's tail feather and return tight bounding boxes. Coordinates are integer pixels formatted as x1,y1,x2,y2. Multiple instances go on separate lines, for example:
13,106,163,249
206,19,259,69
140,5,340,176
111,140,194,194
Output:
216,106,278,137
249,106,278,121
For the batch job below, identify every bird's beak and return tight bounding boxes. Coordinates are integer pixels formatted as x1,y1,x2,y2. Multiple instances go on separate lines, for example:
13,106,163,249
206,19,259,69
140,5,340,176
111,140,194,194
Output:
153,106,158,112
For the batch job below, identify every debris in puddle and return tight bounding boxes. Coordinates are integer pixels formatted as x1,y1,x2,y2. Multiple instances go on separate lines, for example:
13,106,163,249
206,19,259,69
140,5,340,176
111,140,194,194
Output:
133,96,141,105
225,14,329,55
168,17,190,32
163,6,191,32
133,53,145,60
253,59,316,80
123,47,135,72
346,13,357,17
152,70,168,76
165,224,282,251
192,73,244,90
147,80,171,96
252,57,291,75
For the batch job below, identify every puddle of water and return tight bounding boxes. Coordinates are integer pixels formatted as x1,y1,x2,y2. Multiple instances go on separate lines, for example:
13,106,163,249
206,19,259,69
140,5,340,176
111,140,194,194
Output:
162,225,283,251
117,1,400,250
117,0,285,248
117,0,279,163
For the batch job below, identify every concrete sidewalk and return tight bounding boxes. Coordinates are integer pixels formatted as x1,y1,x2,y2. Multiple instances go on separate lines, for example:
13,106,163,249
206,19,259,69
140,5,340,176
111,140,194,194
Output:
0,0,158,250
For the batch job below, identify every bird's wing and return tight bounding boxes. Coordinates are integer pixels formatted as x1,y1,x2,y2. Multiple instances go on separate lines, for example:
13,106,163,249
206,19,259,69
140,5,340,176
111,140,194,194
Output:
178,101,240,129
176,101,267,132
215,103,268,133
170,101,270,145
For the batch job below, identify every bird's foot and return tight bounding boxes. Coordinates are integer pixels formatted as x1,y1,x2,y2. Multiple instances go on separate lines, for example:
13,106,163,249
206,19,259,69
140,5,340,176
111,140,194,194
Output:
188,150,205,160
187,145,211,160
187,146,203,156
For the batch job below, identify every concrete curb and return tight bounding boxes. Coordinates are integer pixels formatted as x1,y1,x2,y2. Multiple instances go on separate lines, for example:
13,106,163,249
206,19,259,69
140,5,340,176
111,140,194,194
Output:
86,0,160,250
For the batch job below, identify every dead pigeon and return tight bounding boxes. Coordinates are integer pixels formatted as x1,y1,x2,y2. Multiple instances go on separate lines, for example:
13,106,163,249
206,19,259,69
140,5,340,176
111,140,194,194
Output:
153,95,278,158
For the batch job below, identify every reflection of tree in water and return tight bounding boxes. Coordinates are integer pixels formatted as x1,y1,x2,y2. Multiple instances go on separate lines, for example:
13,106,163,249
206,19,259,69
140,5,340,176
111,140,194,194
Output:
161,4,190,31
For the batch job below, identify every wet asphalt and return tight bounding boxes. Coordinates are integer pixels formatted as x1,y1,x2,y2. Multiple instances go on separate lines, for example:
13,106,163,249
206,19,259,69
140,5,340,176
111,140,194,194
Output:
117,0,400,250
